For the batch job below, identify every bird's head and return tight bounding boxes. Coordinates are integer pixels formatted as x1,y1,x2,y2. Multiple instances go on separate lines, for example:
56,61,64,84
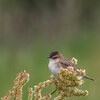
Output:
48,51,64,61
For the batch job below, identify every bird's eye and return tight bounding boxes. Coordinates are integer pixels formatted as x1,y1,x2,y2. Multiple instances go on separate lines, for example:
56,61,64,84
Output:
52,56,58,59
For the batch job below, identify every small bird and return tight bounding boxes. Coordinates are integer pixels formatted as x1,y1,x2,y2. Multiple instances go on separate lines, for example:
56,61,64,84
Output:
48,51,95,81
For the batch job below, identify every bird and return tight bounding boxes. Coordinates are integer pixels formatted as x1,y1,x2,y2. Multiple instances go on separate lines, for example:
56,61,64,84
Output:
48,51,95,81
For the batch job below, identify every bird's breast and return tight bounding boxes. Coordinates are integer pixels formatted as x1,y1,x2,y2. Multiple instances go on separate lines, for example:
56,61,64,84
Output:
48,60,60,77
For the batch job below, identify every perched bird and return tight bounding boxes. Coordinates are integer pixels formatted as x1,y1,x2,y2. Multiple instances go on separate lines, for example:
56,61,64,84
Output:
48,51,95,81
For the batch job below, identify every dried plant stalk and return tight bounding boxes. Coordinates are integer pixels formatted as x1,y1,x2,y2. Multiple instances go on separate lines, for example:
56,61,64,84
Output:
1,70,29,100
28,88,33,100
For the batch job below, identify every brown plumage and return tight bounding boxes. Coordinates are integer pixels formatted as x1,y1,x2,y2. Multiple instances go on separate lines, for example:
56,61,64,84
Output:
49,51,78,70
48,51,95,81
49,51,59,58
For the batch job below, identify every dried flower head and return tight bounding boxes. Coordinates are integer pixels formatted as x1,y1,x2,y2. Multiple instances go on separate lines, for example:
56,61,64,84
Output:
55,67,88,99
1,70,29,100
28,88,33,100
70,57,78,65
34,77,55,100
34,58,88,100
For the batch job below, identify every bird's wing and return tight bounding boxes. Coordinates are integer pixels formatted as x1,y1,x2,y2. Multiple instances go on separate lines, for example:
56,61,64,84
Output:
59,60,78,70
59,60,95,81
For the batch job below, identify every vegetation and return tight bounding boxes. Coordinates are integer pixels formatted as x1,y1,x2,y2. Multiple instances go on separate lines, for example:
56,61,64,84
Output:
1,58,88,100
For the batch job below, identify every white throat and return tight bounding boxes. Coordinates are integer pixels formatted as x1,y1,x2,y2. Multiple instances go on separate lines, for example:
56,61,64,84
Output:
48,59,60,77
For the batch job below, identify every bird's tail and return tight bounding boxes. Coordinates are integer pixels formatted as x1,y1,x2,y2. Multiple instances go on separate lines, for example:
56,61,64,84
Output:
82,76,96,81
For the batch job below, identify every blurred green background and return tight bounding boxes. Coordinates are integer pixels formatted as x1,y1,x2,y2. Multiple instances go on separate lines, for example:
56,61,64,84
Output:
0,0,100,100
